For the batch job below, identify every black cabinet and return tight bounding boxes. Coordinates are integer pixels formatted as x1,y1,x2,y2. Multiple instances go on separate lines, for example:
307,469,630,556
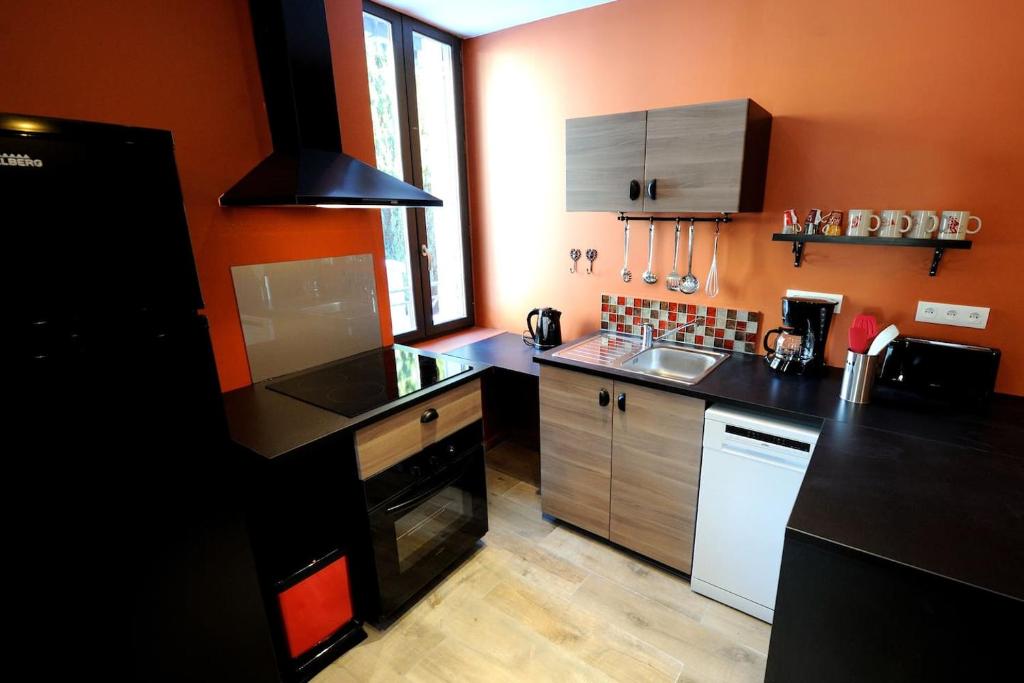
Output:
766,532,1023,682
241,435,368,682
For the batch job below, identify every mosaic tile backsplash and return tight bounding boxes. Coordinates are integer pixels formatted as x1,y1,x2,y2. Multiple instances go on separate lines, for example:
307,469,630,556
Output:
600,294,762,354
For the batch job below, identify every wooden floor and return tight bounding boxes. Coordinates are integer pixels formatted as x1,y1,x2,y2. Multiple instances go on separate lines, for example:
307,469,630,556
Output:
315,445,770,683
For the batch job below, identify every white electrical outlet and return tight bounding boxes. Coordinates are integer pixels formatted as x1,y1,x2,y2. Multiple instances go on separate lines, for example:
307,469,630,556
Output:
915,301,990,329
786,290,843,313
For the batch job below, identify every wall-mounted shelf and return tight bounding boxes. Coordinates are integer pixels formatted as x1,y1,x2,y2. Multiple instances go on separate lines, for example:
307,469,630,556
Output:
771,234,972,276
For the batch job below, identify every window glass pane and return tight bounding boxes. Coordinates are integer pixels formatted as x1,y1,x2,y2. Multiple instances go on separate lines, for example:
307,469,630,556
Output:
413,32,466,325
363,12,416,335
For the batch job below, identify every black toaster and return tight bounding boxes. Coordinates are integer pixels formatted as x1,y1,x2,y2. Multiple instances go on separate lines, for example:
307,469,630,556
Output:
877,336,1001,404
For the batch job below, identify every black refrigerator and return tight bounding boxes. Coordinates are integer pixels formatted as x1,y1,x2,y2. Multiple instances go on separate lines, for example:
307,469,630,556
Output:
6,113,280,681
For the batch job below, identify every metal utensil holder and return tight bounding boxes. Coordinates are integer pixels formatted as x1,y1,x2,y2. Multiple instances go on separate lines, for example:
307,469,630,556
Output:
840,350,881,404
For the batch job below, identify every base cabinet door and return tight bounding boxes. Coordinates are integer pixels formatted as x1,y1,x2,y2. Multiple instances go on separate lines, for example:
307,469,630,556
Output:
609,379,704,573
539,365,613,537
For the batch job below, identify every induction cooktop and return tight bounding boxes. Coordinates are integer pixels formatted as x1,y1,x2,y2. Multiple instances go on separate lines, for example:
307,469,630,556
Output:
266,346,473,417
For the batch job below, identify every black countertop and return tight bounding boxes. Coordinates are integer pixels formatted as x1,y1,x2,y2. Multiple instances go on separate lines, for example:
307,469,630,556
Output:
224,345,489,461
534,334,1024,602
445,332,543,377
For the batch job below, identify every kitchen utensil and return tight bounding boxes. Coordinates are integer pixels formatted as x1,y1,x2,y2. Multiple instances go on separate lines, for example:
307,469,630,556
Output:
847,209,881,237
620,218,632,282
585,248,598,274
705,221,720,297
878,210,912,238
569,248,581,273
868,324,899,356
680,219,699,294
642,218,658,284
937,210,982,240
848,326,871,354
908,210,939,239
665,219,683,291
525,307,563,349
840,350,882,404
852,313,878,342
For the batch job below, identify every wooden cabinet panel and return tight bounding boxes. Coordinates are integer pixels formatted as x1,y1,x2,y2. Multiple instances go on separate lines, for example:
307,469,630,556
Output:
609,379,704,573
539,365,613,537
355,379,482,480
565,110,647,212
643,99,751,213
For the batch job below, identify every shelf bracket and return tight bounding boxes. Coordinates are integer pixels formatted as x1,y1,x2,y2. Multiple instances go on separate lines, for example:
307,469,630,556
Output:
792,240,804,268
930,247,944,276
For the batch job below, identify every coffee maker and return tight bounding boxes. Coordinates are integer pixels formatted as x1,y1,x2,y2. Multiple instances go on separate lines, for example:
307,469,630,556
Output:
763,297,837,375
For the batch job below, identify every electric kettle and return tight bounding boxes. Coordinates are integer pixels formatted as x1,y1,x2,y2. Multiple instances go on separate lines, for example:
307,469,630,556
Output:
524,308,562,349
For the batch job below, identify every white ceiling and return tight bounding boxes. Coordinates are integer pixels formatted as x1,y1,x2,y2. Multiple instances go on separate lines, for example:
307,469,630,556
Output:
376,0,616,38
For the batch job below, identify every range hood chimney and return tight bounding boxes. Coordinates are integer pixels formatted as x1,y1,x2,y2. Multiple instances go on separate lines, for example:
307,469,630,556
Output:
220,0,441,208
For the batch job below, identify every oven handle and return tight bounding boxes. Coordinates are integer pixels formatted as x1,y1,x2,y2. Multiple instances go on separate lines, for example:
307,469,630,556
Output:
384,453,475,516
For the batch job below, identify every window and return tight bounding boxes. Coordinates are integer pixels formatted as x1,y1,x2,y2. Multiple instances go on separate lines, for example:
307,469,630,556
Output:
363,2,473,341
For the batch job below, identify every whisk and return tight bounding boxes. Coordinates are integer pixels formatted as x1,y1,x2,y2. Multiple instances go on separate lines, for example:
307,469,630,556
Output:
705,220,720,298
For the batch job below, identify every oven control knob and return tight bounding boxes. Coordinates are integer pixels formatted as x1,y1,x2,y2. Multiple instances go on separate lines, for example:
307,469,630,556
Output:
410,465,423,478
447,445,456,455
428,455,441,469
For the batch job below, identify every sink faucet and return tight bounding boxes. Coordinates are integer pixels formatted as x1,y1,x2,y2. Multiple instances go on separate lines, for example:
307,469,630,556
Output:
641,317,704,350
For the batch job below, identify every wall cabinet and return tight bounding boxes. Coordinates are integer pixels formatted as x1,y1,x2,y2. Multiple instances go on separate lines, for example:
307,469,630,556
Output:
539,365,705,573
565,110,648,213
565,98,772,214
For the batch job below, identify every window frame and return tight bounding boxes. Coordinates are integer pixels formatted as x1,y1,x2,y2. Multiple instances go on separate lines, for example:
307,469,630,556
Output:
363,1,474,343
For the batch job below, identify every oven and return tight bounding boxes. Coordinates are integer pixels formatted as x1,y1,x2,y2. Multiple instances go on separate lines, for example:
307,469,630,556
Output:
363,421,487,624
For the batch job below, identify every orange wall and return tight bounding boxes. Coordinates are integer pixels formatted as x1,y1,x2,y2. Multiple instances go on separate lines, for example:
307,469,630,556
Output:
0,0,392,391
464,0,1024,394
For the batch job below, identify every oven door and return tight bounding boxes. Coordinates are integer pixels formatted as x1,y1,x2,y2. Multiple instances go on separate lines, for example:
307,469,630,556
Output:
368,447,487,620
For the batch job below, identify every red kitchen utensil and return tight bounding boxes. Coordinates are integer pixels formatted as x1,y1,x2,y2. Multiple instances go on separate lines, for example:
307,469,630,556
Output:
852,314,878,342
848,326,871,354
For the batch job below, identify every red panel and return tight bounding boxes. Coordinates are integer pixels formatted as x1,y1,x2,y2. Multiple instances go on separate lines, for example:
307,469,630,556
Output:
276,555,353,659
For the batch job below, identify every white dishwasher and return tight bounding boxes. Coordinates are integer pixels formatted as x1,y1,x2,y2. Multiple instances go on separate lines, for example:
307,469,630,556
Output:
690,405,821,623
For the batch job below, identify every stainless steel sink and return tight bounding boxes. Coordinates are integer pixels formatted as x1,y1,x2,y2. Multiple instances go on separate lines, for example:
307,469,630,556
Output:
621,345,729,385
552,332,730,386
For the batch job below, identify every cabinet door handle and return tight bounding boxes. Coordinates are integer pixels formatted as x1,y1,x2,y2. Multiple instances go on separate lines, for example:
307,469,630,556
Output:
628,179,641,201
598,388,610,407
646,179,657,200
617,393,626,412
420,408,439,423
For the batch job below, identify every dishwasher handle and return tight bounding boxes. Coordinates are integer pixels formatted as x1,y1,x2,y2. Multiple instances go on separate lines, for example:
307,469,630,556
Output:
718,440,809,473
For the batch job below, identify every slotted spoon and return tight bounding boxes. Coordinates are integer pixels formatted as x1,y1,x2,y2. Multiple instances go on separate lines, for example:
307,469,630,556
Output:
665,218,683,291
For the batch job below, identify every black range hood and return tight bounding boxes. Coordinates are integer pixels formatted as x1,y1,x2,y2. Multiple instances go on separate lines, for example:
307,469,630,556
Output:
220,0,441,208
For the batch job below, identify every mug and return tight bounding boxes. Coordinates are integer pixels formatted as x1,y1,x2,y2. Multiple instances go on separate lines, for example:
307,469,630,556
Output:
908,210,939,239
821,210,844,236
847,209,880,237
938,210,982,240
878,209,912,238
782,209,800,234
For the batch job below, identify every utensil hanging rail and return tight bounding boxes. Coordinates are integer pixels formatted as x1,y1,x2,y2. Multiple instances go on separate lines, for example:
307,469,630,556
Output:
617,212,732,224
